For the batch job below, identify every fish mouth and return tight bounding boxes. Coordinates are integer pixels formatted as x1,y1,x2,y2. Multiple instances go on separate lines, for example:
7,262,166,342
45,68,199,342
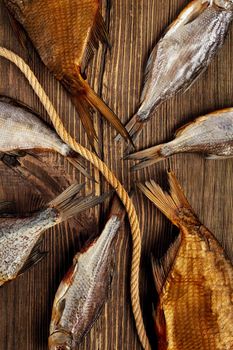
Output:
48,330,73,350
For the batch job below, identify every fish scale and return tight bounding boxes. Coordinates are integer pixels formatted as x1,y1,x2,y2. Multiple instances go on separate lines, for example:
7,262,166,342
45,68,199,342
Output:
17,0,96,73
0,208,57,285
162,235,223,349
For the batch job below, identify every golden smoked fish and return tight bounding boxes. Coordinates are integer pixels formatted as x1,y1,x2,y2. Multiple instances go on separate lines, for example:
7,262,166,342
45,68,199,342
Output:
138,171,233,350
123,0,233,141
4,0,131,148
127,108,233,170
0,183,108,286
49,199,124,349
0,96,91,179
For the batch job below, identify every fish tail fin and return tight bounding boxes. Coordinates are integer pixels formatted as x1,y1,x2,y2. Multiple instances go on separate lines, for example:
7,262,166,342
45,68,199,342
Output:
49,183,109,222
71,94,98,151
137,170,193,227
73,75,133,147
115,114,144,143
125,143,167,171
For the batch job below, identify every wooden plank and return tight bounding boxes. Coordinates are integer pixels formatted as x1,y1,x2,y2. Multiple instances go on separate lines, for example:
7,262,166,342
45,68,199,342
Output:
0,1,232,349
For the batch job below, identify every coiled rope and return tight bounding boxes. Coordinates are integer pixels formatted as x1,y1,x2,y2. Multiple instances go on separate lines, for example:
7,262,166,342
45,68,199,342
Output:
0,47,151,350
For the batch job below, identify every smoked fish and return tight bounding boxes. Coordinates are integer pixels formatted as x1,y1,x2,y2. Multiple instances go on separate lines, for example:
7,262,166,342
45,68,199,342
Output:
138,171,233,350
127,108,233,170
0,183,108,286
0,96,91,179
122,0,233,141
49,198,124,349
4,0,131,148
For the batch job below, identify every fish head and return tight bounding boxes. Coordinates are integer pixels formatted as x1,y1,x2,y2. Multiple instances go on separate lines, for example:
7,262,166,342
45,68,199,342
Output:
48,330,73,350
214,0,233,10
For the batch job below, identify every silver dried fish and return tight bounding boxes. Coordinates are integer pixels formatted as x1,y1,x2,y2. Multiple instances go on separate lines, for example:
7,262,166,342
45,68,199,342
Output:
0,96,90,178
0,183,108,286
123,0,233,141
49,199,124,349
127,108,233,169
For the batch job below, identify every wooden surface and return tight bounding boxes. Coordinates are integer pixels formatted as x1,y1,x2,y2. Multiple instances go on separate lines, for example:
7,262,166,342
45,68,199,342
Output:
0,1,233,349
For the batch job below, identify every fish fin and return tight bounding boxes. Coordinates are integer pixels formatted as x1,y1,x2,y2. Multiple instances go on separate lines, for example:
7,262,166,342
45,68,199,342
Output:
151,256,167,295
115,114,143,144
125,143,166,170
5,9,33,62
154,305,168,350
71,94,98,151
10,154,67,199
206,154,232,160
5,9,28,51
137,170,194,227
18,251,48,275
81,10,110,72
151,235,182,294
66,156,97,183
0,201,14,214
18,237,48,275
49,183,111,222
0,152,22,168
77,76,133,147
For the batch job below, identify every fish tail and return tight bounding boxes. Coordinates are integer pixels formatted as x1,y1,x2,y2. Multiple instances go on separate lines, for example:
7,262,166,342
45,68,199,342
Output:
71,94,98,151
125,143,167,170
49,183,109,222
72,75,133,148
137,170,193,227
115,114,144,143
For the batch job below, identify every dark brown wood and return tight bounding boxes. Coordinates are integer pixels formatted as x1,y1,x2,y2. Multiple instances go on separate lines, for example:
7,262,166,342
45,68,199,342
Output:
0,1,232,349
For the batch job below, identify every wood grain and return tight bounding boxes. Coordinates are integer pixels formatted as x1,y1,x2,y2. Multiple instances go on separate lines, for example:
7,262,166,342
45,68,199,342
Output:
0,1,232,349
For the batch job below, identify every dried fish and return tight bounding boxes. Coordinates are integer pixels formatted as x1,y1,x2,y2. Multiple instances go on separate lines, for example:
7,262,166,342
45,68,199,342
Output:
138,171,233,350
0,183,108,286
4,0,132,148
49,198,124,349
0,96,91,179
122,0,233,141
127,108,233,170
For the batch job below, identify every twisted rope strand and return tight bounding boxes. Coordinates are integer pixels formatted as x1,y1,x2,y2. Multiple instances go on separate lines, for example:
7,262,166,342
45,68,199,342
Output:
0,47,151,350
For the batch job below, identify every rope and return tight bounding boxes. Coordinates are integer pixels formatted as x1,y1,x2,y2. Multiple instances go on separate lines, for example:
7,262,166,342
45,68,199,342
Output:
0,47,151,350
